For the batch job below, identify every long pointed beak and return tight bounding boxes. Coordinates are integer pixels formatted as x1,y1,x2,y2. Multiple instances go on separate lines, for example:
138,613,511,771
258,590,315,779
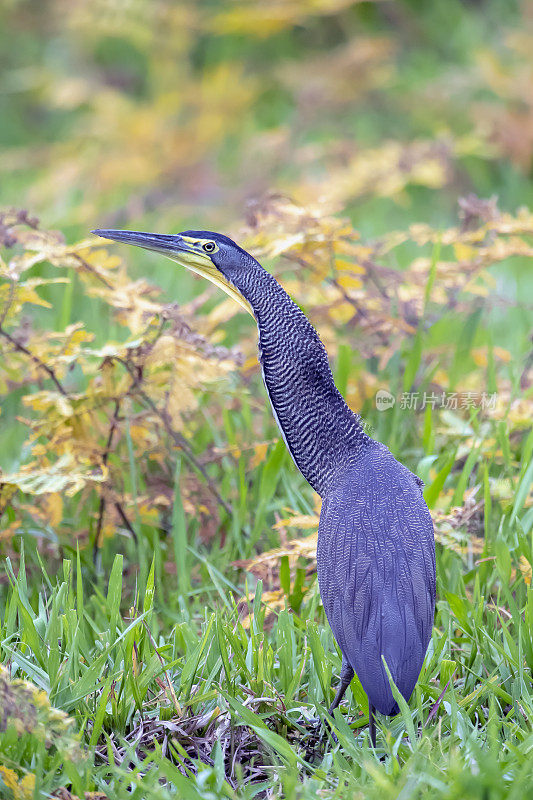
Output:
91,228,253,315
92,229,195,257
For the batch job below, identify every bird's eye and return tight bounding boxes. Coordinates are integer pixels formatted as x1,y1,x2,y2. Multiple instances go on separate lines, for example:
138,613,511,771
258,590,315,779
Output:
202,241,216,253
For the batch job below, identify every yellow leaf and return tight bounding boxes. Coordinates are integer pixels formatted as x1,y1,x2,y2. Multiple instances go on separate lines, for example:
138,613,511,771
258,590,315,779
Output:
494,346,512,361
102,523,115,539
238,589,287,629
0,519,22,542
508,399,533,428
19,774,36,800
519,556,532,586
274,514,319,530
0,767,19,794
167,377,196,430
100,359,115,394
207,297,242,327
153,494,171,507
138,504,159,524
0,766,35,800
147,335,176,367
243,355,259,371
329,301,355,324
464,283,490,297
337,273,363,290
472,346,512,366
129,424,153,447
454,242,478,261
251,442,268,469
56,396,74,416
411,158,447,188
17,286,52,308
42,493,63,527
242,532,318,572
335,259,365,274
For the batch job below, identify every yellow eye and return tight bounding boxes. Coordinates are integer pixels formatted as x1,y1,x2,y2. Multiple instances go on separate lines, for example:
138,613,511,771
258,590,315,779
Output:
202,241,216,253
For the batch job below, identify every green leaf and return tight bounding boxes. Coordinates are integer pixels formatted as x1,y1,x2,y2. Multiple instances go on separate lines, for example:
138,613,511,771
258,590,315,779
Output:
451,446,480,507
15,589,46,670
449,307,482,388
171,457,189,595
217,617,232,686
307,620,329,704
403,329,423,392
335,342,351,397
280,555,290,596
382,656,416,747
106,554,123,635
89,675,112,747
512,435,533,522
260,438,286,500
424,452,455,508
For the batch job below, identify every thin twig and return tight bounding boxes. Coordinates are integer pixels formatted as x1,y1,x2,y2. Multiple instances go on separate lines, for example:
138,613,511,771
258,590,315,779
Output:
93,398,122,564
114,501,139,546
141,388,233,517
0,326,68,396
112,355,233,517
71,251,114,289
424,674,455,727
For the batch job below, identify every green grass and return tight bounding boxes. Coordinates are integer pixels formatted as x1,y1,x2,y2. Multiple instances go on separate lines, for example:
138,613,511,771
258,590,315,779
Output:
1,368,533,797
2,509,533,797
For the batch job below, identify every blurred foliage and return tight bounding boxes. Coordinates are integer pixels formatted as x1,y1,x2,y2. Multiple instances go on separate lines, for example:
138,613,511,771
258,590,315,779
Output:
0,0,533,797
0,208,240,554
0,665,82,798
2,0,533,231
0,197,531,562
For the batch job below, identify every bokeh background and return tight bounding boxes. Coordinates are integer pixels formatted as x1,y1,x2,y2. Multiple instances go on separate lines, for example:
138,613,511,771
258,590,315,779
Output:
1,0,532,463
3,0,533,232
1,1,533,797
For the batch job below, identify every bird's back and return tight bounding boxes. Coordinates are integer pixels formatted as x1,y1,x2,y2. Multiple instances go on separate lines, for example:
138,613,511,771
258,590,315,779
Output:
317,442,436,715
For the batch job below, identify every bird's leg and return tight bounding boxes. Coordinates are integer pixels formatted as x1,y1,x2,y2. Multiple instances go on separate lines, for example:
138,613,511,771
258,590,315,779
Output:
298,661,352,742
328,658,354,715
369,702,376,746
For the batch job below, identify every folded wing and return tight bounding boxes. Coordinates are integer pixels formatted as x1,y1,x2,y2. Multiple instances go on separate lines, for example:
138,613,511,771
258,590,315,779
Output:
317,443,436,714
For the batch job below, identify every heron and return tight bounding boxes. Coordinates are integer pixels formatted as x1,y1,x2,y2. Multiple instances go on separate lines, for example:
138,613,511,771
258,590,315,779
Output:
92,227,436,745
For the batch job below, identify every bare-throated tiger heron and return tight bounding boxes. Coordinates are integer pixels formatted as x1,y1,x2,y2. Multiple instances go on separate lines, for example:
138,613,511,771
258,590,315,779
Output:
92,227,436,745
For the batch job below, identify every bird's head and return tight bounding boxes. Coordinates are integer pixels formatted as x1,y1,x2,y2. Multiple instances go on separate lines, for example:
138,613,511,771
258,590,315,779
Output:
91,228,255,315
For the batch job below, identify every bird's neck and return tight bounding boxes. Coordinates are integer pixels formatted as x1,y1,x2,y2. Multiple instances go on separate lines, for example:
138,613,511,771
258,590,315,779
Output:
232,260,371,496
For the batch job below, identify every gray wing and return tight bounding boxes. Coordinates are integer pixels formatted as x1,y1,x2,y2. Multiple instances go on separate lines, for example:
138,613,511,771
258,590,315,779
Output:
317,444,436,715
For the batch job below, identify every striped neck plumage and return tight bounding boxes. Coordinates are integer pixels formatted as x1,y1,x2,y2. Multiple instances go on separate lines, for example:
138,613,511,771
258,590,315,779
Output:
229,255,371,496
